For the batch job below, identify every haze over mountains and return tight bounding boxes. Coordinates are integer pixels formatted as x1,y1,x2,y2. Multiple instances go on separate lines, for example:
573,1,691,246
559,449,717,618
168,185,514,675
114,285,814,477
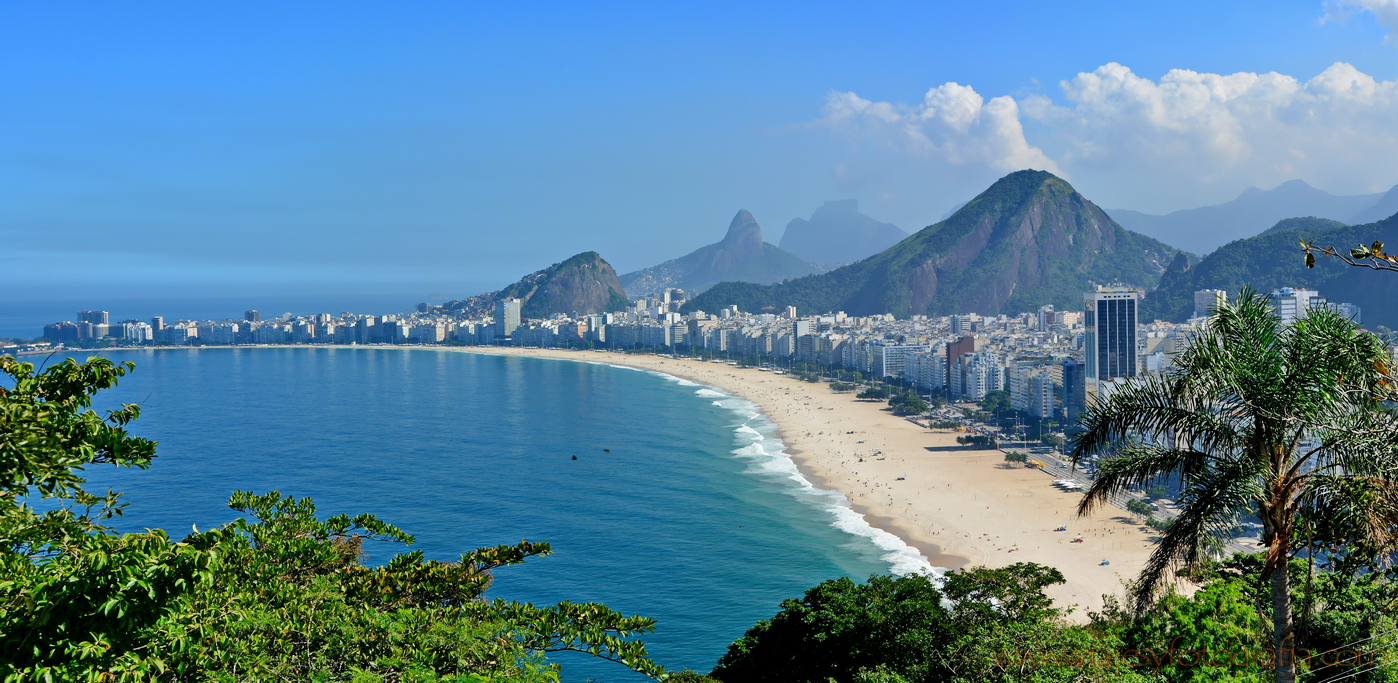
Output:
1109,179,1398,255
618,210,821,296
777,200,908,265
685,171,1178,318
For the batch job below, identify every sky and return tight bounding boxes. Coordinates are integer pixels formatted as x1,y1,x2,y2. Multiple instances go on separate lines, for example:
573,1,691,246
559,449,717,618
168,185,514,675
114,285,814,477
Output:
3,1,1398,329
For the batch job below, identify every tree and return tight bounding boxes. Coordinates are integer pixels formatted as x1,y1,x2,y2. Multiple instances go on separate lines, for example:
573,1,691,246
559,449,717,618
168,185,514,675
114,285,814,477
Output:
888,391,928,415
710,564,1148,683
1041,433,1066,449
979,390,1011,415
0,356,665,681
856,386,890,401
1069,289,1398,683
1004,451,1028,463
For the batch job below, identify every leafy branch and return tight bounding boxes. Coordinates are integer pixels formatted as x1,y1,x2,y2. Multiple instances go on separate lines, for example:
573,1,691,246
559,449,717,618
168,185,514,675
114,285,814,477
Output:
1301,238,1398,272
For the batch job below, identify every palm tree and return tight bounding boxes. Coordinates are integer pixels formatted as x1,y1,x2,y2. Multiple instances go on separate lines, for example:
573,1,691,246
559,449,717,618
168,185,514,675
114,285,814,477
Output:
1070,289,1398,683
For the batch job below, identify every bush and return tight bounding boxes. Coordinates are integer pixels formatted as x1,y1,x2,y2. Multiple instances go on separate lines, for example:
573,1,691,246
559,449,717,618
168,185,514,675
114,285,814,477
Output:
888,391,929,415
928,420,961,430
1126,499,1154,518
830,382,857,393
1003,451,1028,463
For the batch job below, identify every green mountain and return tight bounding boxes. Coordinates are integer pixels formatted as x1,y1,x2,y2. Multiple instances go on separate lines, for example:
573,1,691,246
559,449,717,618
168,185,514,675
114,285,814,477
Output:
683,170,1179,318
1260,216,1348,236
497,251,630,318
1142,213,1398,327
619,210,822,296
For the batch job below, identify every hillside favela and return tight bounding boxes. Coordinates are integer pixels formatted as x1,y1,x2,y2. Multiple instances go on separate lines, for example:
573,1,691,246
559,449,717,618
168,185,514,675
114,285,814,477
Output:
6,5,1398,683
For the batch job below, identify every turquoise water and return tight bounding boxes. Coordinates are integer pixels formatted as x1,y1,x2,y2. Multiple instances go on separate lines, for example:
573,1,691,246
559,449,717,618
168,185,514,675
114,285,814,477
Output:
62,347,928,680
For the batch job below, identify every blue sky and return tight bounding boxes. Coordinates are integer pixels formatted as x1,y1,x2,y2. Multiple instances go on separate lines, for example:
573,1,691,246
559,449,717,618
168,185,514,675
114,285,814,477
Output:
3,1,1397,323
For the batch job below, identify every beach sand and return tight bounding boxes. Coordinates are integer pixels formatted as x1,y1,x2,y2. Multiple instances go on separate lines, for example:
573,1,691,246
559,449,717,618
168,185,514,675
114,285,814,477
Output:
450,346,1162,619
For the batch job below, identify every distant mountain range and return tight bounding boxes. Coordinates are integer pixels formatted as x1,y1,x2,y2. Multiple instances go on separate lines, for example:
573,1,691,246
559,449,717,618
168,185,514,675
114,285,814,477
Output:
1143,214,1398,328
443,251,629,318
1108,179,1398,255
683,170,1179,318
778,199,908,265
619,210,821,296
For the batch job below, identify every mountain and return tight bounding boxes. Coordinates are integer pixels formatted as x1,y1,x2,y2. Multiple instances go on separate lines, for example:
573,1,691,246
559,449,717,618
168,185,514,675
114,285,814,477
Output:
682,170,1179,318
1350,184,1398,225
443,251,629,319
1142,214,1398,328
778,199,908,264
1108,180,1388,255
1260,216,1348,236
619,210,821,296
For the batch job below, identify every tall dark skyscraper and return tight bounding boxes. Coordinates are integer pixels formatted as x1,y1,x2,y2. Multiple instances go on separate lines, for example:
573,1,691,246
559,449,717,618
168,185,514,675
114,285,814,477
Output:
1062,357,1085,432
245,310,261,322
1083,285,1139,397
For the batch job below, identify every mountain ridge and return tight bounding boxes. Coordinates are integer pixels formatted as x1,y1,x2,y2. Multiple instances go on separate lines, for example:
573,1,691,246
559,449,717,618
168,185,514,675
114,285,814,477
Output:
778,199,908,265
1108,179,1392,255
619,210,821,296
683,170,1179,318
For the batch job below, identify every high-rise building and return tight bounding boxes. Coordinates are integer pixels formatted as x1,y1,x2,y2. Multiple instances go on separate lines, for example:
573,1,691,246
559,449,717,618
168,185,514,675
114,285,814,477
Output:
1061,357,1086,428
245,310,261,322
1269,288,1325,326
150,316,165,331
945,335,983,388
1192,290,1227,319
495,298,522,339
1084,285,1139,396
77,310,109,325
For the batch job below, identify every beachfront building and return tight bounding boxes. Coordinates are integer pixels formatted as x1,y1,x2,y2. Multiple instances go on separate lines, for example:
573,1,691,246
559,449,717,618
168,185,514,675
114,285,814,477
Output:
870,342,930,379
495,298,522,339
903,350,946,393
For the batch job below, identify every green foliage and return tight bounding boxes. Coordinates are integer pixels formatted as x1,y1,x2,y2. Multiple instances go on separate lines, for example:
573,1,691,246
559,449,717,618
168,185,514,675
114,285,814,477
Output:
978,390,1011,415
1146,484,1168,500
888,391,928,415
829,382,857,393
1071,290,1398,681
1143,213,1398,324
1040,433,1066,449
0,356,664,681
855,386,890,401
1125,499,1154,519
956,435,992,447
928,420,961,430
683,171,1178,318
1004,450,1028,463
711,563,1148,683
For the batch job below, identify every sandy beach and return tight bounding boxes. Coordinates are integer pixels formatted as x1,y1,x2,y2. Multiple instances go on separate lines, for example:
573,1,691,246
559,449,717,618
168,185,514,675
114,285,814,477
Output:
445,346,1162,618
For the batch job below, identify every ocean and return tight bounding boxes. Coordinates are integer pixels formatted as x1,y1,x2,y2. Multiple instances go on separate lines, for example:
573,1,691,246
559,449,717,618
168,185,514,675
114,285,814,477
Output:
55,347,931,680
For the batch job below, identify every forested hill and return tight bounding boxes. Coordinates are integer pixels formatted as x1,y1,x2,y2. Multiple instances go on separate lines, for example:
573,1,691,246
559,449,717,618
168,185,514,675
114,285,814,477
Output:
1142,212,1398,327
681,170,1179,318
499,251,631,318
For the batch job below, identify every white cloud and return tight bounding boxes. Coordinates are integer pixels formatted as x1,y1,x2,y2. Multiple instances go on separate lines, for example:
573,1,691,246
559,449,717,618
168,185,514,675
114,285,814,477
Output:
817,62,1398,212
818,83,1061,175
1324,0,1398,44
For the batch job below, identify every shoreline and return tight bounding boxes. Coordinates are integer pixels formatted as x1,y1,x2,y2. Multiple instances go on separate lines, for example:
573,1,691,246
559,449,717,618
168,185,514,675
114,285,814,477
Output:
26,343,1162,617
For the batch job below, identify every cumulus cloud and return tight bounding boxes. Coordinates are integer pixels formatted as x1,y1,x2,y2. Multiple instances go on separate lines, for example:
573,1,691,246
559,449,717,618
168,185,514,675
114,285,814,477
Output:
1324,0,1398,44
818,62,1398,211
818,83,1061,175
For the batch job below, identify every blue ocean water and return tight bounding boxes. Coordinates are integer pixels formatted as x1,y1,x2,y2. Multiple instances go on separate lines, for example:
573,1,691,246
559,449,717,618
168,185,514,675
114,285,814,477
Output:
56,347,928,680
